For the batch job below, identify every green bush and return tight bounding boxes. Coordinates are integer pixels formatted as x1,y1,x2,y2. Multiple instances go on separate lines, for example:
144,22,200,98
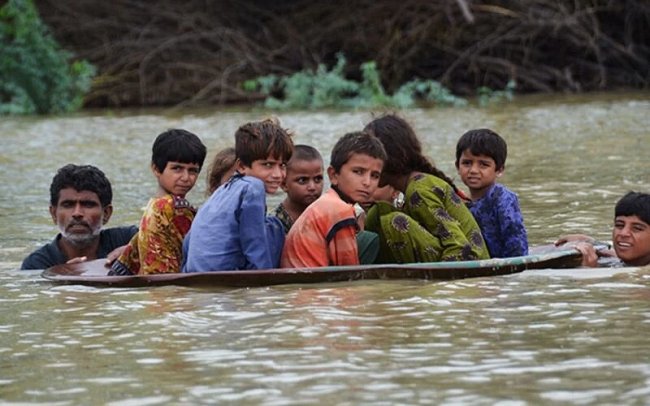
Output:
243,54,362,109
243,54,516,110
0,0,96,115
477,80,516,106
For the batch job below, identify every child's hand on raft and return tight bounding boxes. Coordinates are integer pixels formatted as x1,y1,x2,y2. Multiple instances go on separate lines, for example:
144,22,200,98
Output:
554,234,595,246
567,242,617,267
571,243,599,267
104,245,128,268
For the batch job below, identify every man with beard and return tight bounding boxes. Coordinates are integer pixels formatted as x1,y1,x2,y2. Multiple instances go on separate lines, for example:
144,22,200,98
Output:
21,164,137,270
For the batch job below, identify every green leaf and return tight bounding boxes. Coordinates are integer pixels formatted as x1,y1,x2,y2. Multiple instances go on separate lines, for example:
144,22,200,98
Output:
0,0,96,115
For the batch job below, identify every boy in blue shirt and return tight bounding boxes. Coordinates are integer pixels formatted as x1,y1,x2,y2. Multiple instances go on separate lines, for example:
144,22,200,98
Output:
455,129,528,258
182,119,294,272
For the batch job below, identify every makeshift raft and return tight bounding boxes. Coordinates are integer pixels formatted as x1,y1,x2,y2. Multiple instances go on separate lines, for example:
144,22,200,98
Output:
41,248,582,288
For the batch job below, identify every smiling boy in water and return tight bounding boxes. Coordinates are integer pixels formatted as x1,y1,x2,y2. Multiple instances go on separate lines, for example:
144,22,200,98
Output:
271,144,324,233
281,131,386,268
556,191,650,267
109,129,207,275
455,129,528,258
182,119,293,272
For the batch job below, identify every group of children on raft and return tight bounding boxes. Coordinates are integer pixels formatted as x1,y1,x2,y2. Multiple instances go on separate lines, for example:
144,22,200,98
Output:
108,113,650,275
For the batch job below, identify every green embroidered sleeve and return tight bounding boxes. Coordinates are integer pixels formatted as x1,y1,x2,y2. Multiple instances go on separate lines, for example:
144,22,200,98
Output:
404,175,489,261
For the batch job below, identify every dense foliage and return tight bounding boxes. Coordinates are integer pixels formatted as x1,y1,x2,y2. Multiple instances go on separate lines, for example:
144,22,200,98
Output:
243,54,472,109
0,0,95,114
30,0,650,108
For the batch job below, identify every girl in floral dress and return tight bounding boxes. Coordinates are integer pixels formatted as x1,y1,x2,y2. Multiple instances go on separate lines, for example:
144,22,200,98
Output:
363,114,490,263
110,129,207,275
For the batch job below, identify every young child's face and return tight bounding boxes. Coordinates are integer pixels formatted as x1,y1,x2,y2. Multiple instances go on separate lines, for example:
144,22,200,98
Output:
282,159,324,207
239,154,286,194
612,215,650,266
456,150,503,196
154,161,201,197
328,153,383,203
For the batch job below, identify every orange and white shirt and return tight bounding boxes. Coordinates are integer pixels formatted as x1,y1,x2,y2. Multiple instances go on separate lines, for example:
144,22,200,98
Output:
281,189,359,268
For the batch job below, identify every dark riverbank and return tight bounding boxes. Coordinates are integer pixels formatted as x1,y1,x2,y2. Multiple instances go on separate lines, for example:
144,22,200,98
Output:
36,0,650,108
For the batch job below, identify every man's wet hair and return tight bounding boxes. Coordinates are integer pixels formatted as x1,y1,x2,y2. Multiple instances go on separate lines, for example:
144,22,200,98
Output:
152,129,207,173
329,131,387,173
615,191,650,225
50,164,113,207
455,129,508,170
288,145,323,170
235,119,294,167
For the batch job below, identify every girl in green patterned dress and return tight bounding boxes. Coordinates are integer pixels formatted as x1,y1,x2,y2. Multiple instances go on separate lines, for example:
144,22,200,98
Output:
363,114,490,263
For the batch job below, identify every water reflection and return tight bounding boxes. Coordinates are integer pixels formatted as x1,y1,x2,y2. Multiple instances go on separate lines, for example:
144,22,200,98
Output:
1,93,650,403
1,267,650,403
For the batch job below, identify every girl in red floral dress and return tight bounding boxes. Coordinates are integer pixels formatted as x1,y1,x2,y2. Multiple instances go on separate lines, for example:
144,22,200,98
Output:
110,129,206,275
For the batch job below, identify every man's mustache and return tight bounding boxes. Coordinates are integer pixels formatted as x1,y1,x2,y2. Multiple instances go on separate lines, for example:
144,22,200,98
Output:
66,220,90,230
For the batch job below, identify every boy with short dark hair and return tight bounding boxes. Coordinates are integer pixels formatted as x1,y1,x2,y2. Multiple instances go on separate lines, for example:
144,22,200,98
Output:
109,129,207,275
271,144,325,233
182,119,294,272
557,191,650,267
281,131,386,268
455,129,528,258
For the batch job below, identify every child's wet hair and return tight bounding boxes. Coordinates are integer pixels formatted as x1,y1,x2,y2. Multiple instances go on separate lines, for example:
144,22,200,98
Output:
364,114,462,195
329,131,387,173
615,191,650,225
455,129,508,170
235,119,294,167
288,145,323,170
206,147,236,196
152,129,207,173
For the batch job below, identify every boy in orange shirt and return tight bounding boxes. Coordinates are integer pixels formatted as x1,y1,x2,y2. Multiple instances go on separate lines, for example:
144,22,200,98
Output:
281,131,386,268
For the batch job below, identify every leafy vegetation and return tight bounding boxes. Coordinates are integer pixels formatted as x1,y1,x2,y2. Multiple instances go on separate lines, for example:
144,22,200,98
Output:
243,54,515,110
243,54,466,109
477,80,516,106
0,0,96,115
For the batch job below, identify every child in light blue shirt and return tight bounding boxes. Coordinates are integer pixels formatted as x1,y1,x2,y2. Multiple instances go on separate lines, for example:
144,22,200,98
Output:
182,120,293,272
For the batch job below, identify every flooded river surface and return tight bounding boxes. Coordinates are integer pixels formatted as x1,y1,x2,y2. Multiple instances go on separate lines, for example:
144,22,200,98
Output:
1,92,650,404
